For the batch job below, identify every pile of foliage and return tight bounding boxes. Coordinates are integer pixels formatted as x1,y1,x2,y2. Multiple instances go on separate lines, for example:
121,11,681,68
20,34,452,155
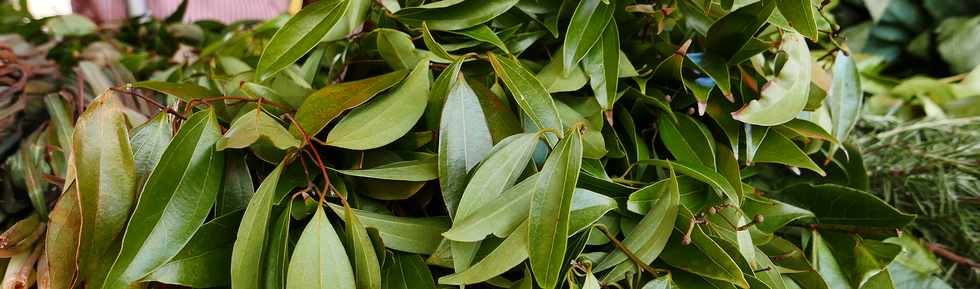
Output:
0,1,965,289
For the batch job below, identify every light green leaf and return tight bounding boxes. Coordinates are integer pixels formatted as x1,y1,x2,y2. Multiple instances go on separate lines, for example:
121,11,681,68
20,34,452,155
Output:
256,0,351,79
733,32,811,126
529,127,583,289
101,109,225,289
217,108,300,151
45,14,96,37
439,189,615,285
638,160,739,205
421,22,457,61
334,157,437,181
393,0,521,31
325,59,430,150
130,113,173,188
438,73,493,216
826,51,862,155
537,47,589,93
328,204,450,255
131,81,217,101
231,162,286,289
72,92,137,280
752,130,825,175
448,25,510,53
562,0,614,75
290,70,409,137
811,231,853,289
443,174,539,242
285,206,355,289
742,195,814,233
661,208,749,288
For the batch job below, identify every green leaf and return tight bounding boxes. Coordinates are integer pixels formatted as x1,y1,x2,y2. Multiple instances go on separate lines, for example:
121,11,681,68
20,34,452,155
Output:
488,53,564,143
438,73,493,216
45,181,81,289
826,51,862,155
776,119,838,144
344,206,382,289
661,208,749,288
741,195,814,233
752,130,826,175
811,230,854,289
705,0,776,61
216,152,255,216
393,0,520,31
382,252,437,289
285,205,355,289
132,81,217,101
537,47,589,93
328,204,450,254
263,204,294,289
443,174,540,242
217,108,300,151
45,14,96,37
448,25,510,53
638,160,739,205
778,184,915,228
583,20,621,110
421,22,457,61
231,162,286,289
595,169,680,282
144,212,243,288
562,0,614,75
130,113,173,188
454,132,541,219
256,0,351,79
658,113,717,168
529,127,583,289
101,109,225,289
377,28,423,70
334,157,437,181
439,189,615,285
425,59,463,129
777,0,819,40
290,70,409,137
733,32,811,126
72,92,137,280
325,59,430,150
641,274,675,289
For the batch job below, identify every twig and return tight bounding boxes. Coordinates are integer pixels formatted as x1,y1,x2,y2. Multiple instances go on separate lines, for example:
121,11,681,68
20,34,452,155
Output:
109,87,187,120
594,224,668,277
927,243,980,269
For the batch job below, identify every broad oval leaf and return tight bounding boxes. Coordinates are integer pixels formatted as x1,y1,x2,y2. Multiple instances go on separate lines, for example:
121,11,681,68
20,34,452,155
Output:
705,0,776,62
256,0,351,79
72,92,137,280
325,59,430,150
393,0,520,31
130,113,173,188
377,28,423,70
285,205,355,289
231,162,286,289
101,109,226,289
751,130,826,175
732,32,811,126
529,127,583,289
217,108,300,151
777,184,915,228
289,70,409,137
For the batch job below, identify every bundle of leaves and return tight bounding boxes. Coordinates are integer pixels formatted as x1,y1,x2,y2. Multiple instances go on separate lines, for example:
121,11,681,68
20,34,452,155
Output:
0,0,962,289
